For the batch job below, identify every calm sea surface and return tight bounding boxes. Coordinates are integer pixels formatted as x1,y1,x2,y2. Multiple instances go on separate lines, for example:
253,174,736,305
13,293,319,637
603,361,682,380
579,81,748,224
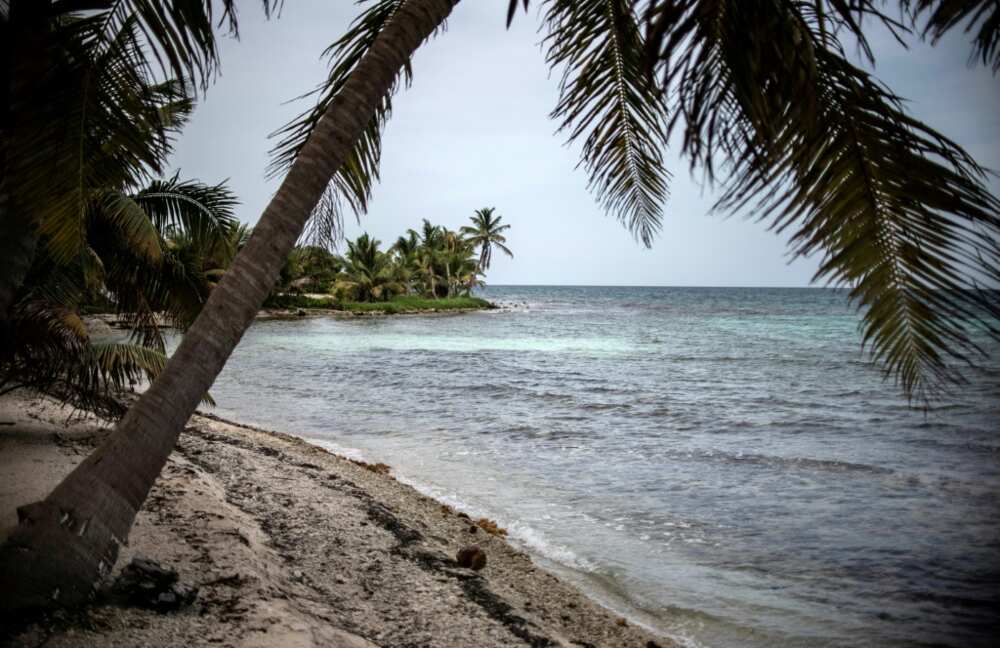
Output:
202,286,1000,647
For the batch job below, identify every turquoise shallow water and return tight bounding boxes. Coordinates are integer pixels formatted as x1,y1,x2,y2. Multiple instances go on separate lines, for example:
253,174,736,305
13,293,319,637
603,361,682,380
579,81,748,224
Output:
202,286,1000,647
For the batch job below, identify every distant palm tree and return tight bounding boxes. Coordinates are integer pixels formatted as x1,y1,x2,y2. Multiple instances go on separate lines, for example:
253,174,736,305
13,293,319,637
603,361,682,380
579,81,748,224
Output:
440,228,460,297
415,243,443,299
455,252,485,296
417,218,444,250
277,245,343,293
224,224,254,263
393,230,420,258
391,231,421,293
461,207,513,272
336,234,404,302
411,220,447,297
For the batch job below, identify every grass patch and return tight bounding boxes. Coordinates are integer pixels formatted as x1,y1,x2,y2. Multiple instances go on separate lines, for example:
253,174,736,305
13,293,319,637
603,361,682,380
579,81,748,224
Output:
341,296,491,314
262,294,492,313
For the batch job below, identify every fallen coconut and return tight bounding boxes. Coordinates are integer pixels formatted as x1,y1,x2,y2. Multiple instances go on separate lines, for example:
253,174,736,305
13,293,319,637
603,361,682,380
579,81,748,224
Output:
456,545,487,571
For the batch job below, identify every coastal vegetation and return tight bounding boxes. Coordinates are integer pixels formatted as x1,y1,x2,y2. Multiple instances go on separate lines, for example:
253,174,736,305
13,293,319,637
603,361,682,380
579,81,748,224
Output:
1,0,998,625
269,210,512,310
263,294,492,314
0,173,239,416
0,1,241,415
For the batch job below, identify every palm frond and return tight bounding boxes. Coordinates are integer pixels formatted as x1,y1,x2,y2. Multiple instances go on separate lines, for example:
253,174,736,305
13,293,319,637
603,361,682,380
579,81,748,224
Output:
71,341,217,417
74,341,166,394
544,0,671,247
506,0,530,27
494,241,514,258
14,13,192,265
133,173,239,241
96,223,208,345
904,0,1000,72
777,51,999,398
66,0,279,90
299,183,346,250
10,297,90,358
79,176,238,349
269,0,446,236
641,0,1000,399
92,190,164,263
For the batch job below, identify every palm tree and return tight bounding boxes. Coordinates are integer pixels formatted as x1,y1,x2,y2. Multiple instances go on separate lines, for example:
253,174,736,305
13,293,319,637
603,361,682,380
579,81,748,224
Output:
412,220,448,298
1,0,258,341
415,243,443,299
3,0,999,617
461,207,513,271
1,0,240,417
99,175,240,336
393,230,420,259
1,175,237,416
454,252,485,296
277,245,343,293
440,228,462,297
391,231,421,293
417,218,444,250
439,229,482,297
335,233,404,302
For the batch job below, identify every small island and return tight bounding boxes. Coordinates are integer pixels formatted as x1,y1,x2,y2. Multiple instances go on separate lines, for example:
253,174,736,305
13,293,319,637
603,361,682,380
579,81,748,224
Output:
262,209,511,317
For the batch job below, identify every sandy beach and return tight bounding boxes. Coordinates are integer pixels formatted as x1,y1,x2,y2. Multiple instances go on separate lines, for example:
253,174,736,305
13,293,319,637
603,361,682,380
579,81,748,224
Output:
0,391,672,648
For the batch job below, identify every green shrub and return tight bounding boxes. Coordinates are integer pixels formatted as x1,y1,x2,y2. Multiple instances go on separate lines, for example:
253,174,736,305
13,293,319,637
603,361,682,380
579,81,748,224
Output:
261,294,492,313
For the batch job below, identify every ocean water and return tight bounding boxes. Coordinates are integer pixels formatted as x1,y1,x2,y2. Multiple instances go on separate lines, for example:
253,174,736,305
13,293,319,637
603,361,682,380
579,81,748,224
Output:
203,286,1000,647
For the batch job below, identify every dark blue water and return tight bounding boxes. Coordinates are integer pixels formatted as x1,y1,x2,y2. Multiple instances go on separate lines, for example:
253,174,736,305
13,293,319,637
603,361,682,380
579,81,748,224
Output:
205,286,1000,647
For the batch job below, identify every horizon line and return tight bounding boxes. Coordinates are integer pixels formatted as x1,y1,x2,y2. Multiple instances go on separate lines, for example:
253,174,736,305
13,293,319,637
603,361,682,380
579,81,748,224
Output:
478,284,841,289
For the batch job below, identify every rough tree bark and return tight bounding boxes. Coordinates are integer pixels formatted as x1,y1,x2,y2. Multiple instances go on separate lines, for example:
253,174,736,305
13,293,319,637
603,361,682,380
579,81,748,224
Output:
0,0,460,619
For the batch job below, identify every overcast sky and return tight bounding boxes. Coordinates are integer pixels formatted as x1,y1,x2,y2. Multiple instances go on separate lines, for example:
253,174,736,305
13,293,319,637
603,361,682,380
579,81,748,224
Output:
169,2,1000,287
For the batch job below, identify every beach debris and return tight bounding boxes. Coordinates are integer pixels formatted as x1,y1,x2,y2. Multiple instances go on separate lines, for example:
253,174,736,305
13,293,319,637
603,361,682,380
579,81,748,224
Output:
475,517,508,537
456,545,487,570
349,458,392,475
199,572,243,588
112,556,198,612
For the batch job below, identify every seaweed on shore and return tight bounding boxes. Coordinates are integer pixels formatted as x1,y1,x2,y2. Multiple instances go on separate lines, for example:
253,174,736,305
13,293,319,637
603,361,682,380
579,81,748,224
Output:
475,517,508,537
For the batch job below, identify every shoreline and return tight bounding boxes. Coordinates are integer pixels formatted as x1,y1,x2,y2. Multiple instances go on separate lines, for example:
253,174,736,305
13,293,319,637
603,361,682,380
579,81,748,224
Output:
82,298,517,331
255,306,497,321
1,391,673,647
259,295,497,317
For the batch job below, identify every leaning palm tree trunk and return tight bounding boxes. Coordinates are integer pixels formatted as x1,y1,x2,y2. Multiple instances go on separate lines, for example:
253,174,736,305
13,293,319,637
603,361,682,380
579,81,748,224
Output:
0,0,459,617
